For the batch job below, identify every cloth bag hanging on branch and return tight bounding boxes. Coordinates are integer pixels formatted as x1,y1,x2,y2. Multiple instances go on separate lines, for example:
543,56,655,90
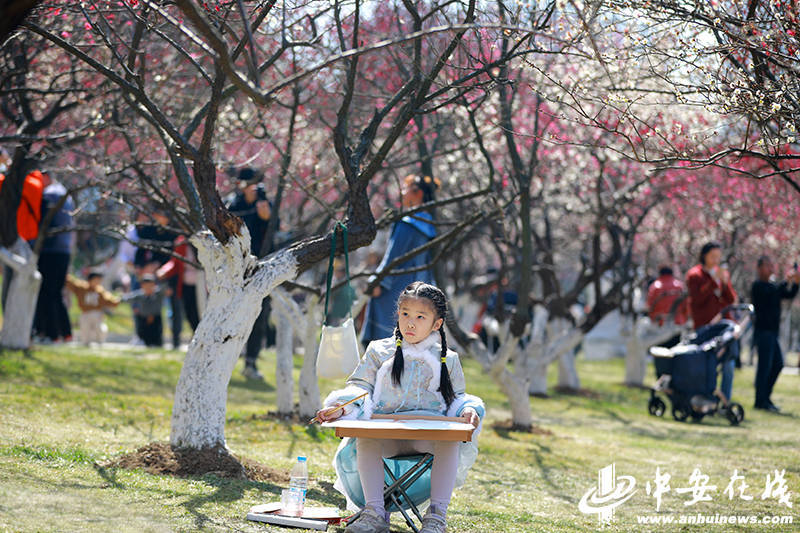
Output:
316,223,361,380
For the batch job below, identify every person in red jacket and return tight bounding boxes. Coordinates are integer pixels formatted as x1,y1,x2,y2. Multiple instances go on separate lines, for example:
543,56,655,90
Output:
686,243,737,328
156,235,202,336
647,266,689,326
686,241,738,402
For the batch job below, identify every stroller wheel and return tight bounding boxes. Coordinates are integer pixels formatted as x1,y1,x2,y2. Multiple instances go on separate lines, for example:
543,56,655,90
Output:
648,397,666,417
672,402,690,422
726,403,745,426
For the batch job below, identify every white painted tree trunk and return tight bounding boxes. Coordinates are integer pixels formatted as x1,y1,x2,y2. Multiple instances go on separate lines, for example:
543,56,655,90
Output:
552,319,584,391
298,294,322,419
526,306,550,396
274,310,295,415
466,326,534,429
624,319,646,387
624,316,680,387
493,338,533,428
0,238,41,350
170,230,297,449
557,351,580,390
271,288,322,419
498,367,532,429
527,317,584,395
527,357,550,396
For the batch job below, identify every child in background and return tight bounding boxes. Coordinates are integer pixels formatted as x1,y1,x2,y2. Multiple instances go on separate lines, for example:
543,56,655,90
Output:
66,271,120,345
317,281,484,533
122,273,169,347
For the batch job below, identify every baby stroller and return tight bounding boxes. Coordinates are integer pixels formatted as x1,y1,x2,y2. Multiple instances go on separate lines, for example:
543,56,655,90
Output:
647,304,753,426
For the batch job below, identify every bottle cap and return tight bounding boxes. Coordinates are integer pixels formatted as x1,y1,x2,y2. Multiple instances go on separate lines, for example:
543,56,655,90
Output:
298,456,307,462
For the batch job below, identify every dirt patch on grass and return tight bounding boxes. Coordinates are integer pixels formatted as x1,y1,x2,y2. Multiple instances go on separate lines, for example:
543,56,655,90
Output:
552,386,602,399
491,420,554,435
102,442,289,483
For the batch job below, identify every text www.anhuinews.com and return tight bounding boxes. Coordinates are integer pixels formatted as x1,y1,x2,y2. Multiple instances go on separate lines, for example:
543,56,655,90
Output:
636,514,794,525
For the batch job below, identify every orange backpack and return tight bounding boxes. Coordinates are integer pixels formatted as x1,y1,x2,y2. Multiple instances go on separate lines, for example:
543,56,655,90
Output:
0,170,44,241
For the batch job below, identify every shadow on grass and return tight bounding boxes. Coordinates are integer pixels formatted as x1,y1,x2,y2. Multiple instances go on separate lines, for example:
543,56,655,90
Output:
91,460,290,530
20,352,179,397
492,422,554,441
760,409,798,420
93,462,126,490
229,376,276,393
596,404,633,426
180,474,348,529
307,480,347,507
181,475,283,530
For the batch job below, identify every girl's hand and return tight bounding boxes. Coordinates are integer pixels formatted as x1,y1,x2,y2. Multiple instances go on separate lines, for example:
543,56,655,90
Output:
316,405,343,422
461,408,480,428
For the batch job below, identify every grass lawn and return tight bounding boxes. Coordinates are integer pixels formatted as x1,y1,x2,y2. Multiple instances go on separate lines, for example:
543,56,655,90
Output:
0,343,798,533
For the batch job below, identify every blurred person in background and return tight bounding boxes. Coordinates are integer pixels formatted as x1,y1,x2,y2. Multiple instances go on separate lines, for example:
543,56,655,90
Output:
227,167,279,380
0,162,44,307
686,241,738,403
751,256,799,412
32,172,74,343
360,175,439,347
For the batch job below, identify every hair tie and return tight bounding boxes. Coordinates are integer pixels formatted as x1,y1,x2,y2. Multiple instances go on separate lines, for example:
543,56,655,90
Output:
396,338,403,347
440,356,446,363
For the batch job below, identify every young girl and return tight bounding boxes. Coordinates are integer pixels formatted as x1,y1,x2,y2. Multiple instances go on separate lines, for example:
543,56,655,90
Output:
317,281,485,533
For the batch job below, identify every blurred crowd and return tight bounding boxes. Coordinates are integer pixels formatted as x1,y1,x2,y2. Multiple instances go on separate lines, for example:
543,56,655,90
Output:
2,155,798,405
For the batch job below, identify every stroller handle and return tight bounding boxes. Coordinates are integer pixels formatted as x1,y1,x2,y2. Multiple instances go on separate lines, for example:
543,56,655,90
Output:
714,304,754,329
720,303,754,317
716,304,754,341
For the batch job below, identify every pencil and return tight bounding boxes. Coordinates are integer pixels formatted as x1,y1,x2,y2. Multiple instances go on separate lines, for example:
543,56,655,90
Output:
308,392,368,424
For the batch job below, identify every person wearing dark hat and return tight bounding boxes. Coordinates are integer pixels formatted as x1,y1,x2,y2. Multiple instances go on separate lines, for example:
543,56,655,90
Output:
686,241,738,402
751,256,799,412
360,174,440,346
122,273,170,347
226,167,279,379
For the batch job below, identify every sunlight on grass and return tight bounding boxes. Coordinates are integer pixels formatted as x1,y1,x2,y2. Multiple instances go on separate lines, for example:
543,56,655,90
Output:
1,344,798,532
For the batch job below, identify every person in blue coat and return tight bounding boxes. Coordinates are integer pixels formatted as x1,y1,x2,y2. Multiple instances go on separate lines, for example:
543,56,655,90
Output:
360,175,439,345
33,174,75,342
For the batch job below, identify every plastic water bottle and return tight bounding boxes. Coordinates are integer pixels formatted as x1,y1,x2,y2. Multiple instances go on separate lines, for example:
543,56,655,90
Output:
288,456,308,516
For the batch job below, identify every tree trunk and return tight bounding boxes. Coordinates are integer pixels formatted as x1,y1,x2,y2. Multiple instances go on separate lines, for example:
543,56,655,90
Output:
497,367,532,429
170,230,297,449
624,318,647,387
0,238,41,350
488,333,533,429
528,318,585,394
298,294,321,419
552,318,583,390
460,326,533,429
527,356,550,397
274,310,295,415
271,288,322,419
557,350,580,390
625,317,679,387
